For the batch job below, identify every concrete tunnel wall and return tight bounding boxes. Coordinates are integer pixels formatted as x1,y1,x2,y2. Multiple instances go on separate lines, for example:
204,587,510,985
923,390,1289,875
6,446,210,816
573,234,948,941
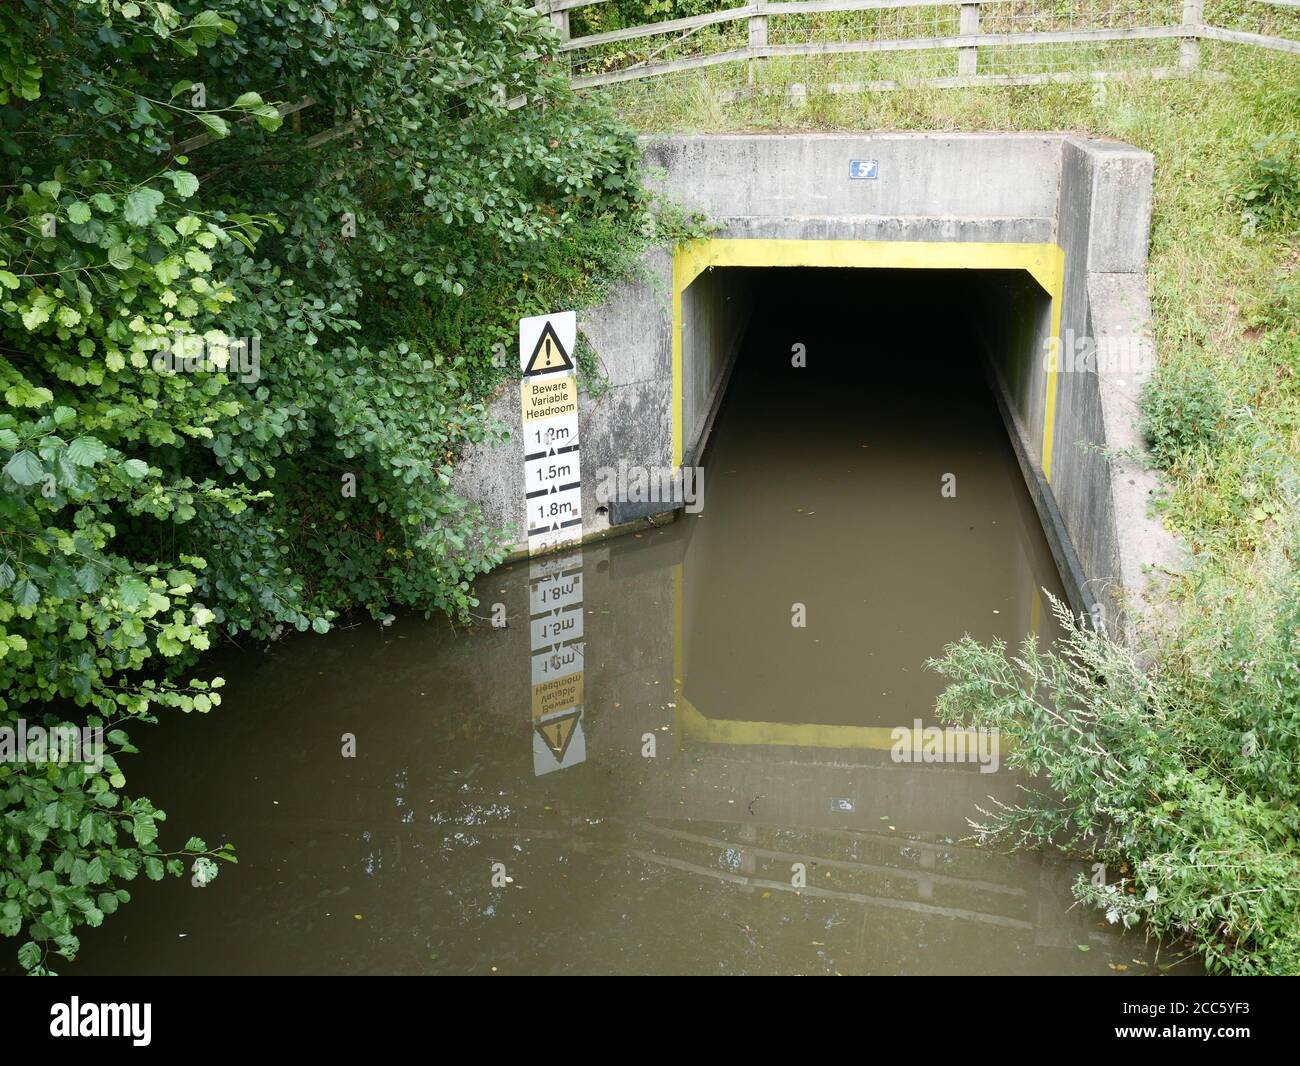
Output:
452,134,1185,638
679,265,756,465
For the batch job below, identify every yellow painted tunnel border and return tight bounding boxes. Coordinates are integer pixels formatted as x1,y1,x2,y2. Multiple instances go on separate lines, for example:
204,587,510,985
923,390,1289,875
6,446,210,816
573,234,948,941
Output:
669,239,1062,751
671,239,1066,482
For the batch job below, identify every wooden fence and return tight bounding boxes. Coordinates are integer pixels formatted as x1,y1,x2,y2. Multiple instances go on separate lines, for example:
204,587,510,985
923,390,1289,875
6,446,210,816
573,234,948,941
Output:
537,0,1300,92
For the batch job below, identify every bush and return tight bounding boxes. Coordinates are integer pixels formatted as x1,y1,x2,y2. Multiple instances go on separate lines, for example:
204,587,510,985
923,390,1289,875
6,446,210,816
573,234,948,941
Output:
1,0,661,973
1142,359,1227,469
927,540,1300,974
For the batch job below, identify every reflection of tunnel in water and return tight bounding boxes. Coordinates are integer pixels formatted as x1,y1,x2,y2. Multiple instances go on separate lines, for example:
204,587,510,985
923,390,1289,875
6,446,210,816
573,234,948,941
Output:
681,267,1065,736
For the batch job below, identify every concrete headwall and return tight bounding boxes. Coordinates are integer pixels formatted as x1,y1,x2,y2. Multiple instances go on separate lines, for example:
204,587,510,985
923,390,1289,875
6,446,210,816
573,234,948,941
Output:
453,133,1183,638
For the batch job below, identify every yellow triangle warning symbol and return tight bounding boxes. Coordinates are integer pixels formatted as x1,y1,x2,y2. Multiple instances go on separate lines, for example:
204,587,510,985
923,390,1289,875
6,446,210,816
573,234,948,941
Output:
536,710,581,761
524,320,574,376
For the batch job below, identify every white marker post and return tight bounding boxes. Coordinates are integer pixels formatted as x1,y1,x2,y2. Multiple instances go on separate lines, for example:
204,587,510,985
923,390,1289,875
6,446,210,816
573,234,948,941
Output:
520,311,586,774
519,311,581,557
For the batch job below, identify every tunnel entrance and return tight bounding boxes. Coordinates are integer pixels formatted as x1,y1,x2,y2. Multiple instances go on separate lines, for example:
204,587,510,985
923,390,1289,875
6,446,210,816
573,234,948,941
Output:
457,135,1170,640
675,266,1067,748
672,240,1063,477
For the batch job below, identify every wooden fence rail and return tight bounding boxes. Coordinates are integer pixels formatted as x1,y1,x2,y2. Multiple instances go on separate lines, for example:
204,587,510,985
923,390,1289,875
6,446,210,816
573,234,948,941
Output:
541,0,1300,91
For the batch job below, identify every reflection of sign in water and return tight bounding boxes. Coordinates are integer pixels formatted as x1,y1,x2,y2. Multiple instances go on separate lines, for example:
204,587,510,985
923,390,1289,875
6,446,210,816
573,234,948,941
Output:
535,708,584,766
520,311,581,557
532,671,583,717
529,550,586,776
529,603,583,647
529,569,582,614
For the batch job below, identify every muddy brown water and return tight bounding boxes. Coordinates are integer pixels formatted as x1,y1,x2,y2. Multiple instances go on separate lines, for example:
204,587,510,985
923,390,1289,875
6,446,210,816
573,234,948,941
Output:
65,272,1192,976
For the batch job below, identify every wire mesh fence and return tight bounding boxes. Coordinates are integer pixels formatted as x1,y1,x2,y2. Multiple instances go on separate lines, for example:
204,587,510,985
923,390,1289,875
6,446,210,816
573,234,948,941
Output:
1204,0,1300,42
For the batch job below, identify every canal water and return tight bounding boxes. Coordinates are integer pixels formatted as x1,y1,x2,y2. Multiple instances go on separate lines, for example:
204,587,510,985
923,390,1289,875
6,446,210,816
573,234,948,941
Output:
69,271,1188,976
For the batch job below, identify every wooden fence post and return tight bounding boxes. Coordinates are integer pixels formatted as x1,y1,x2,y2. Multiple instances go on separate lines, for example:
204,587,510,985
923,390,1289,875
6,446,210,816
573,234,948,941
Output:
749,0,768,86
538,1,570,42
958,2,980,77
1181,0,1204,72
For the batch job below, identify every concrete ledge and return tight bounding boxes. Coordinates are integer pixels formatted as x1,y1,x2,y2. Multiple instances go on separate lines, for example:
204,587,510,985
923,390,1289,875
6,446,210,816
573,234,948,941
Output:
717,215,1056,244
1088,272,1187,637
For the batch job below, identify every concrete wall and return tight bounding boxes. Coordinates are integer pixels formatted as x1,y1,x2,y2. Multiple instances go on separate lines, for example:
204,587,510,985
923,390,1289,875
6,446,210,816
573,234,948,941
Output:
681,266,755,465
970,136,1181,636
453,133,1184,638
642,133,1062,223
452,247,676,539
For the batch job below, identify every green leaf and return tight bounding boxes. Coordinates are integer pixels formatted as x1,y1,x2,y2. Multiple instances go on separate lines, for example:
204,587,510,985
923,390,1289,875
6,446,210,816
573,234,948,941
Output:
116,576,151,609
252,104,283,133
189,10,235,45
191,856,219,886
66,436,109,467
67,201,92,224
123,187,166,227
107,243,134,270
167,171,200,198
75,563,104,595
3,449,44,485
196,113,230,139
